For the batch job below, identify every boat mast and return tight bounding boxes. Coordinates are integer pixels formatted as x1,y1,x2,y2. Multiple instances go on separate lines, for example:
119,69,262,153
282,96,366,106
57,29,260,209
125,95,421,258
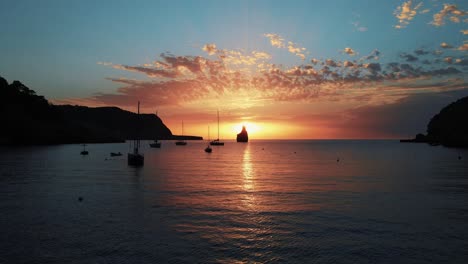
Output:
134,101,140,154
217,109,220,140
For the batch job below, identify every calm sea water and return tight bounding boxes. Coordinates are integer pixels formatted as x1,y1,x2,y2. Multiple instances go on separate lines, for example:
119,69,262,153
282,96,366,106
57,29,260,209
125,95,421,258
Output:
1,140,467,263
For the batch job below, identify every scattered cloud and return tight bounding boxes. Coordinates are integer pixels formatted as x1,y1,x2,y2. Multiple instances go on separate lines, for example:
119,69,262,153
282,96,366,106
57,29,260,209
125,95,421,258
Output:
400,53,418,62
360,49,380,61
87,42,466,109
420,9,430,14
263,33,285,48
202,43,217,55
458,42,468,51
455,58,468,65
394,0,423,29
414,49,430,55
461,29,468,35
431,4,467,26
263,33,307,60
287,41,307,60
343,47,357,56
440,42,453,49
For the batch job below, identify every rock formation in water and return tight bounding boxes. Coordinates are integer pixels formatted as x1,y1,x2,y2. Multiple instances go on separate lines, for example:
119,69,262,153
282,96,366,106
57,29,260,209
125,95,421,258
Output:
401,95,468,148
236,126,248,142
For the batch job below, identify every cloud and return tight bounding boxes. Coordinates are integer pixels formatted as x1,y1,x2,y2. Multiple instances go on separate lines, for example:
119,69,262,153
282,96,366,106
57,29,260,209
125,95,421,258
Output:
263,33,285,48
431,4,467,27
455,58,468,65
343,47,357,56
360,49,381,61
68,41,468,112
264,33,307,60
325,59,339,67
394,1,423,29
99,62,180,78
311,58,320,65
202,43,217,55
287,41,307,60
414,49,430,55
440,42,453,49
462,30,468,35
400,53,418,62
458,42,468,51
343,61,355,67
420,9,430,14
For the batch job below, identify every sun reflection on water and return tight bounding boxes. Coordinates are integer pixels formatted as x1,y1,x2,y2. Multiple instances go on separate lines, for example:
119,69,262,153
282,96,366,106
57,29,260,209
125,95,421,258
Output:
241,144,258,212
242,144,254,191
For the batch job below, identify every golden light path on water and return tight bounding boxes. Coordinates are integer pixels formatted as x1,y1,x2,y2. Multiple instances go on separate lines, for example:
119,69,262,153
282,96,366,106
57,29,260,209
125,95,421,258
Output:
241,144,256,212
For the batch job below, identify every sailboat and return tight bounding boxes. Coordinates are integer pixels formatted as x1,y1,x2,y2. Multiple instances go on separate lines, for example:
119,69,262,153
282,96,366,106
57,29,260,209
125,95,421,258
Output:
149,110,162,148
175,121,187,146
128,101,144,166
210,110,224,146
149,140,161,148
205,126,212,153
80,144,89,155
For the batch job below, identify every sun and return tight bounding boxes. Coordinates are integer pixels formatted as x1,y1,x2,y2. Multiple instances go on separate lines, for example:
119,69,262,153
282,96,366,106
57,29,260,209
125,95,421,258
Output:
232,122,261,136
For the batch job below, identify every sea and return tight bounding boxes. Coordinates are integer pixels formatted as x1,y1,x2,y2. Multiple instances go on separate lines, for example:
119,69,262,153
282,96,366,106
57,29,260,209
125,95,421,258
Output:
1,140,467,263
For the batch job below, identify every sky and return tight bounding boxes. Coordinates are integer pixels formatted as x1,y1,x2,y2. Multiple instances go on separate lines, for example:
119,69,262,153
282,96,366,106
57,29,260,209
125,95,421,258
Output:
0,0,467,139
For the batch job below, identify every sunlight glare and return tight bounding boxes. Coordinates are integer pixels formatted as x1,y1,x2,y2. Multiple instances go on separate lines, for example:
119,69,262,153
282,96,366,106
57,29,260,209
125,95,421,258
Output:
232,122,261,136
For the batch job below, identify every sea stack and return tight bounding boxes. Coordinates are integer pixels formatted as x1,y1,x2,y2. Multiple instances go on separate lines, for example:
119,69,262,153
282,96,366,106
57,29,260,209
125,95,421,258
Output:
236,126,248,142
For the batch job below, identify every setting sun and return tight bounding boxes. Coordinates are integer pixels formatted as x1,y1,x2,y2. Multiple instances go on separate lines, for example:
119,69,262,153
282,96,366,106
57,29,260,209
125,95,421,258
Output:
232,122,261,136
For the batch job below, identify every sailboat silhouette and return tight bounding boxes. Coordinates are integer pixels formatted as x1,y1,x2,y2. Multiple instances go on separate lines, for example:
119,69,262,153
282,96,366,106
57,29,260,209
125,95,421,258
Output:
210,110,224,146
175,121,187,146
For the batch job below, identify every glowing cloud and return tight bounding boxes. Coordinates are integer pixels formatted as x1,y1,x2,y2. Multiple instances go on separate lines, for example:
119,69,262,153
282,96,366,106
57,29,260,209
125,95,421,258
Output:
440,42,453,49
287,41,307,60
394,1,423,29
202,43,217,55
458,42,468,51
264,33,307,60
343,47,357,56
263,33,285,48
431,4,467,26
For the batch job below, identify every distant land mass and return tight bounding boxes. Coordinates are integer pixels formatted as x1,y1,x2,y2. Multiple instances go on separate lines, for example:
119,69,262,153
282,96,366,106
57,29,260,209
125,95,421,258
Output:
0,76,202,145
401,96,468,148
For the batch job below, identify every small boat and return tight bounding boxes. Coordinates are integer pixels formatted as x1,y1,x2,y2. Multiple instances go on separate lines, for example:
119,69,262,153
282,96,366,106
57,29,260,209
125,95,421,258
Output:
149,140,161,148
210,110,224,146
110,152,122,157
175,121,188,146
205,126,212,153
80,144,89,155
128,101,144,166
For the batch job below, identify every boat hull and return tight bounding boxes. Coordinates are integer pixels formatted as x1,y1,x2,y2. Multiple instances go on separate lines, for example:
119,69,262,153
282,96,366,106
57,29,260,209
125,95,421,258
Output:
210,140,224,146
149,143,161,148
128,153,144,166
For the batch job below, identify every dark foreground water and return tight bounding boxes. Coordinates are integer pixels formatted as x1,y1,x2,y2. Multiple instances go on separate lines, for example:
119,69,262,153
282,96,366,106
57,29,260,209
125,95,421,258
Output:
1,140,467,263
